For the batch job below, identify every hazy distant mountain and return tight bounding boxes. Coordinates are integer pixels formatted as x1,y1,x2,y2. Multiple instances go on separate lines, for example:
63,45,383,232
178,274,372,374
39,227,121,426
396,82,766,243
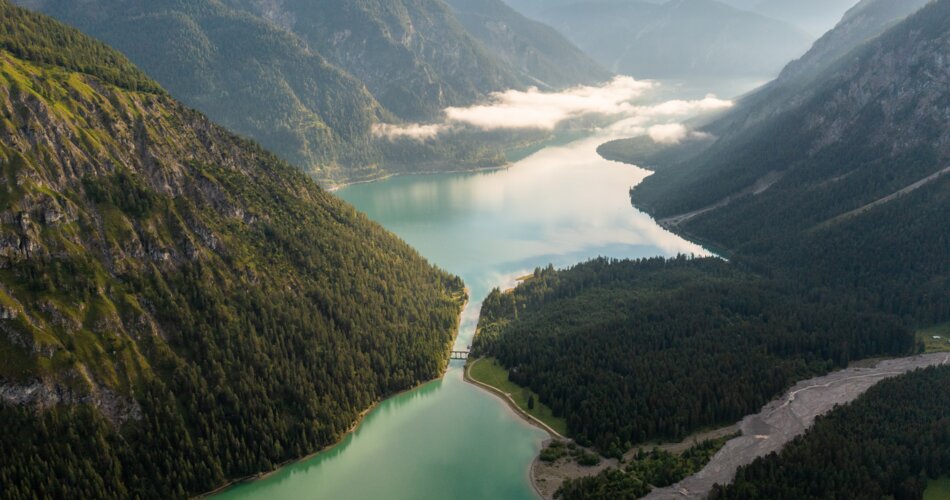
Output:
503,0,813,79
445,0,612,88
750,0,858,36
713,0,859,36
711,0,759,10
775,0,934,84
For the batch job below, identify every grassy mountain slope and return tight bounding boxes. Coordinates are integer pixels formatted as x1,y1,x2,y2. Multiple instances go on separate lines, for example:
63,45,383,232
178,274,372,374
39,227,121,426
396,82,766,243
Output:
627,0,949,324
0,1,464,496
444,0,612,88
17,0,391,183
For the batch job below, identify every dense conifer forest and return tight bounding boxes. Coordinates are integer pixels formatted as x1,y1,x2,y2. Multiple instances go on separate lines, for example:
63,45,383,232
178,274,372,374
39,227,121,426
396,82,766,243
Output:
473,257,914,454
710,365,950,499
0,2,464,497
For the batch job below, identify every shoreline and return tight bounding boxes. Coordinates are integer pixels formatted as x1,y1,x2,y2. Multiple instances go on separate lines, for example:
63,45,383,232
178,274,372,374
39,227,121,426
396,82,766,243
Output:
325,163,510,192
463,358,566,440
198,392,387,497
323,131,586,192
593,147,730,258
462,358,565,500
199,293,469,498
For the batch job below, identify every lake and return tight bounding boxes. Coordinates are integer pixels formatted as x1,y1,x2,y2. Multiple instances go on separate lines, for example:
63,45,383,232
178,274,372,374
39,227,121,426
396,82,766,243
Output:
215,132,708,499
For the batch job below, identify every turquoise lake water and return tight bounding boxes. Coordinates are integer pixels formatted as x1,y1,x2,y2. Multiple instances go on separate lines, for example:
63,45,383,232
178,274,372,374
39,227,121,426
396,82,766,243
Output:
214,132,708,499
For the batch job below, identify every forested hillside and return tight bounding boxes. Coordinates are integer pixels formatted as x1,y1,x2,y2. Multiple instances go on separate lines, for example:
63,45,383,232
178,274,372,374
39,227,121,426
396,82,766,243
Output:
0,2,464,497
473,258,912,453
710,365,950,499
629,0,949,324
16,0,607,184
220,0,520,121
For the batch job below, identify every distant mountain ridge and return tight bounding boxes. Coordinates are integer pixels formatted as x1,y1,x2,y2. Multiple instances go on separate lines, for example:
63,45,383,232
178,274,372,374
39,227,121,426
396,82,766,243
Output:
445,0,611,88
15,0,607,184
501,0,813,79
221,0,522,122
740,0,858,36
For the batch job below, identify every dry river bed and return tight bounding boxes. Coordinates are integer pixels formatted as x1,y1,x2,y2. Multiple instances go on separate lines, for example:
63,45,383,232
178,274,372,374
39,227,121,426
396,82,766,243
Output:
646,353,950,499
532,353,950,499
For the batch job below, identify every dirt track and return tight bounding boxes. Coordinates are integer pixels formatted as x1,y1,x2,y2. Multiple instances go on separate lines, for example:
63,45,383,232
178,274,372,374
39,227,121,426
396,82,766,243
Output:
645,353,950,499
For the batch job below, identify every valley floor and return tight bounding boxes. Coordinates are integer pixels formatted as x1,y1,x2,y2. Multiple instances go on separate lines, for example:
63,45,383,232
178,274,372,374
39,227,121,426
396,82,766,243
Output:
514,353,950,499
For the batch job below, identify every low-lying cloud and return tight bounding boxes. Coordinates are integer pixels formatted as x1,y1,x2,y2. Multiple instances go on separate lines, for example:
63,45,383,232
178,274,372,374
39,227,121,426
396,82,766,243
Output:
443,76,653,130
373,77,733,144
648,123,689,144
372,123,444,141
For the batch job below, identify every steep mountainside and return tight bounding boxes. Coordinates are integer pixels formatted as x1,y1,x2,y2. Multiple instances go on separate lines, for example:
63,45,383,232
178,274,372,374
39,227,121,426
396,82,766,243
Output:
501,0,812,79
16,0,602,184
0,2,464,496
780,0,932,82
444,0,611,88
14,0,392,183
221,0,522,121
630,0,949,323
704,0,933,137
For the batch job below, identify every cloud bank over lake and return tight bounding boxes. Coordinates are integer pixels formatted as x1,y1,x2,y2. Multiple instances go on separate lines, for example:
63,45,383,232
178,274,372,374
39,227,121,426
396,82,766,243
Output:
374,77,732,144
